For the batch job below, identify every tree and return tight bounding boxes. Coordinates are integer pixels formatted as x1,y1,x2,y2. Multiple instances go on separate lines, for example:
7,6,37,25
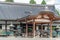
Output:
55,9,60,16
41,0,46,4
5,0,14,2
30,0,36,4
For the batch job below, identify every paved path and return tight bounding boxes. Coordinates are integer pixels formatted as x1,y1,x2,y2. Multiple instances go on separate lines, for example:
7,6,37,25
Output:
0,37,59,40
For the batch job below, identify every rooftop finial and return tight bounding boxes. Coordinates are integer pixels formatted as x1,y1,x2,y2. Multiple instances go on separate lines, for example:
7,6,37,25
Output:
45,6,49,11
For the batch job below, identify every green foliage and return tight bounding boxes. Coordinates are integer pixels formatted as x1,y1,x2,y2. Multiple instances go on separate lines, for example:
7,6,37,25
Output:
52,26,56,30
30,0,36,4
28,28,32,32
55,9,60,16
5,0,14,2
41,0,46,4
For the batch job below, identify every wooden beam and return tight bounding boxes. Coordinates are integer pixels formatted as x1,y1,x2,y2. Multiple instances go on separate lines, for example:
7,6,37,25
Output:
35,22,50,24
0,19,17,21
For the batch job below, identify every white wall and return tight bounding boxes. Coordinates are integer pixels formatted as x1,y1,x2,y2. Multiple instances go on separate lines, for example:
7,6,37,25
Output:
2,25,10,30
2,25,5,30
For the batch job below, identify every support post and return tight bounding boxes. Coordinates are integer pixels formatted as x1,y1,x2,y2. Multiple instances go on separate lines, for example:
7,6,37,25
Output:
50,20,53,38
26,20,28,37
5,21,7,36
41,24,43,31
41,24,43,37
33,19,35,38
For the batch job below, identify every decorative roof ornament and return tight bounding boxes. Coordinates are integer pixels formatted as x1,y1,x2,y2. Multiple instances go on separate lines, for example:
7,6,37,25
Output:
25,11,32,16
44,6,49,11
29,11,33,15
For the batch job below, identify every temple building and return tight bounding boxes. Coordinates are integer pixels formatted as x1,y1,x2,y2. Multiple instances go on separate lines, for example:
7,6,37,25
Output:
0,2,60,38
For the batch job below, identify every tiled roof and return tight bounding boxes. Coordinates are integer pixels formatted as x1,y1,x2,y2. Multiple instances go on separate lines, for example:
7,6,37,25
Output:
0,2,58,20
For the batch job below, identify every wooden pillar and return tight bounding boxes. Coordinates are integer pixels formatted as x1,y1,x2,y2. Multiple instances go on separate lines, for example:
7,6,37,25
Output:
50,20,53,38
40,24,43,37
33,19,35,38
26,20,28,37
5,21,7,36
41,24,43,31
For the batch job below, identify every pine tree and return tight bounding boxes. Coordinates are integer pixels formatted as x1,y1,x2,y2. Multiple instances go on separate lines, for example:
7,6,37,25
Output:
30,0,36,4
5,0,14,2
55,9,60,15
41,0,46,4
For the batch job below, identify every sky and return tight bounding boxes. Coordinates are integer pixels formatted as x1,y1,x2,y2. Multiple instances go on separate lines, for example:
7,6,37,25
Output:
0,0,56,4
0,0,59,4
0,0,60,4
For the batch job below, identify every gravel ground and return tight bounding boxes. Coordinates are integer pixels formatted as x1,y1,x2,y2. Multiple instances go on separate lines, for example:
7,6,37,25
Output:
0,37,59,40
